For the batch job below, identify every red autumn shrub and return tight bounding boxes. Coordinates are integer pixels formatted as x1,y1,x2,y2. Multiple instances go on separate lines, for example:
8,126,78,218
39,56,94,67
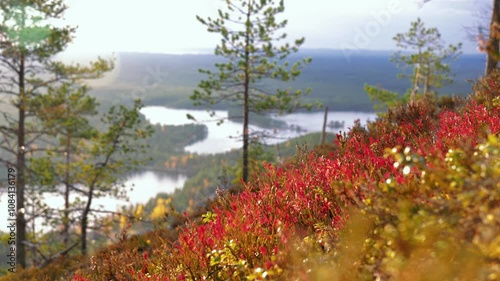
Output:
9,71,498,281
67,92,498,280
152,91,498,280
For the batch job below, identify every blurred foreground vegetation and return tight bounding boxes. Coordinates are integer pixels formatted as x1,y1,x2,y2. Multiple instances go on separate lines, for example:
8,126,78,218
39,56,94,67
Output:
2,67,498,281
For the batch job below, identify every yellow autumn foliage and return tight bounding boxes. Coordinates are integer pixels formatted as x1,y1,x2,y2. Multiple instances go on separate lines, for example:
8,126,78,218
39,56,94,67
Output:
151,197,173,221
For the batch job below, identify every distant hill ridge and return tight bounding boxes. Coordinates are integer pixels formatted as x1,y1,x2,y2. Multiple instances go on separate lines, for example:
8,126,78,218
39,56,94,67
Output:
95,49,486,112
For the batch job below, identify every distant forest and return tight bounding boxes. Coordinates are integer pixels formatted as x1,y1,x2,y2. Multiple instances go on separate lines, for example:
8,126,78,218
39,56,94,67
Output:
90,50,486,112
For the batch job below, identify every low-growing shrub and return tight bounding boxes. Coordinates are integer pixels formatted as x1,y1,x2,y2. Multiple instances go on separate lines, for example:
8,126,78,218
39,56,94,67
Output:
5,70,499,281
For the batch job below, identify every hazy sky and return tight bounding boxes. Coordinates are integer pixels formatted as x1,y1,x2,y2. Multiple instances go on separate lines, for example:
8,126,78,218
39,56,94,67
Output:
59,0,490,57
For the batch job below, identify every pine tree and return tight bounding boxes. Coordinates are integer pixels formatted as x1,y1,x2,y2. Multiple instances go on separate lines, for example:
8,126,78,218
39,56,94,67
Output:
391,18,462,100
75,100,153,255
365,18,462,110
29,83,97,252
0,0,111,266
420,0,499,74
192,0,312,183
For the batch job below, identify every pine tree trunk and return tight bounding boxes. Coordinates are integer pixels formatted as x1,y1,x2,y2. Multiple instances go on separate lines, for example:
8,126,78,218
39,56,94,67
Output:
63,132,71,248
17,52,26,268
486,0,500,74
411,63,420,102
81,189,93,255
81,216,87,255
242,7,251,184
424,70,430,96
320,107,328,145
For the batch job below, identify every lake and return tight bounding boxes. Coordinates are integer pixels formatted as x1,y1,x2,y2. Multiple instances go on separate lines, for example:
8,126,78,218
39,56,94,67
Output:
0,107,376,231
0,171,186,232
141,106,377,153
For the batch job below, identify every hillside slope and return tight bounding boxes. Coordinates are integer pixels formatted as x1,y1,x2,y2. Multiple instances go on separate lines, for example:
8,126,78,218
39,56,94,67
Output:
2,70,498,281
